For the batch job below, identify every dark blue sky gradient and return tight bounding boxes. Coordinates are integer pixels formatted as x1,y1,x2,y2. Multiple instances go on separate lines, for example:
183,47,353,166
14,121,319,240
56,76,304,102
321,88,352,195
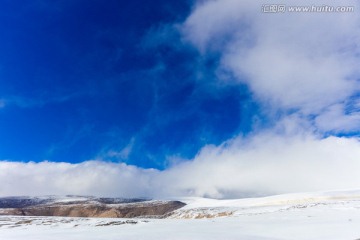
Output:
0,0,257,169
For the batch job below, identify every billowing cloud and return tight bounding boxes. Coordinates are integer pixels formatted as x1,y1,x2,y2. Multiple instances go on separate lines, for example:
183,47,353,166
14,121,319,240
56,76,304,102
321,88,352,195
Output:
181,0,360,132
158,130,360,198
0,161,158,197
1,126,360,198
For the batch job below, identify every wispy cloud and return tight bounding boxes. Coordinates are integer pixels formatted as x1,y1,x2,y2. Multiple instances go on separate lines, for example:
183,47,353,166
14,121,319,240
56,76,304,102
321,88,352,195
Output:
103,137,136,160
0,99,5,108
0,92,82,109
315,103,360,133
181,0,360,133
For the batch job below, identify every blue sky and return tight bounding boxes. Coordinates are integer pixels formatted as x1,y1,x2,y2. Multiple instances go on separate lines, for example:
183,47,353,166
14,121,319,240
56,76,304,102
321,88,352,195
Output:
0,0,360,198
0,0,257,169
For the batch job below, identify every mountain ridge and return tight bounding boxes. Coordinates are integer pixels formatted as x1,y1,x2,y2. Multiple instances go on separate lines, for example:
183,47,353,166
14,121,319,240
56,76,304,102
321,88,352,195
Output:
0,196,185,218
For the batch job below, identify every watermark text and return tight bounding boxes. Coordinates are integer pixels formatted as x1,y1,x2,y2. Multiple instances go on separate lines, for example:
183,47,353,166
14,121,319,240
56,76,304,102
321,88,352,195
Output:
262,4,355,13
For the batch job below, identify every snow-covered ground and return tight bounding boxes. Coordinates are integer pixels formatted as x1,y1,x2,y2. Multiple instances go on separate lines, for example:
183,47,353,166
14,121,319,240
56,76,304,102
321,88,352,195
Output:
1,190,360,240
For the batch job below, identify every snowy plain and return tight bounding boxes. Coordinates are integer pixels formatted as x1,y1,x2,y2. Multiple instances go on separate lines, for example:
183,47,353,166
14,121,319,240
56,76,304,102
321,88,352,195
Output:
1,190,360,240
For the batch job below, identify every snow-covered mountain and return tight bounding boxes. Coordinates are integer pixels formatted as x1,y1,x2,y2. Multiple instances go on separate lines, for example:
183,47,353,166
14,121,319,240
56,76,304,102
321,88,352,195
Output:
0,196,185,218
1,190,360,239
0,195,150,208
170,189,360,219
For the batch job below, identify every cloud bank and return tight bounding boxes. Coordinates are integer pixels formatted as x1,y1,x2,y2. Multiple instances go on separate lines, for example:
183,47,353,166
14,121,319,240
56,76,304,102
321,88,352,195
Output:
1,129,360,198
0,161,157,197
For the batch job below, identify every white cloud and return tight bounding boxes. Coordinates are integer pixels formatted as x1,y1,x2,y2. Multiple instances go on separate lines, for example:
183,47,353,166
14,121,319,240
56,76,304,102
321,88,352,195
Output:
1,128,360,198
181,0,360,132
0,161,158,198
105,138,135,160
315,103,360,133
157,130,360,198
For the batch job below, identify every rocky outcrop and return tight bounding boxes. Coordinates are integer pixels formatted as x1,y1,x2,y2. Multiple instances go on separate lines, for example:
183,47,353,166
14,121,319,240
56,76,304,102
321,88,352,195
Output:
0,196,186,218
